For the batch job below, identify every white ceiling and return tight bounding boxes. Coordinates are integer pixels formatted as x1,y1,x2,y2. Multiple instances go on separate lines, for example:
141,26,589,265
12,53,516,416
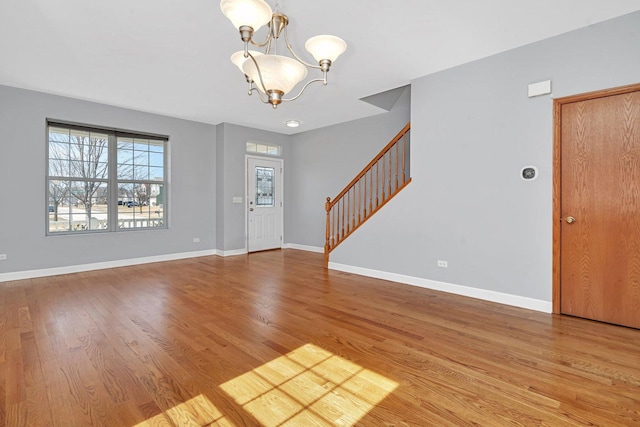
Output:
1,1,639,134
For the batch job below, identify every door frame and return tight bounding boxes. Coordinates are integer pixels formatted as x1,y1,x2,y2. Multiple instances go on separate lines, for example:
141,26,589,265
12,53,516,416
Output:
245,154,284,252
552,82,640,314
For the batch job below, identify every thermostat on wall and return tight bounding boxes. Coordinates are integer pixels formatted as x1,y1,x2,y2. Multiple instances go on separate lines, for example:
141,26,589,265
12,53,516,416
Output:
521,166,538,181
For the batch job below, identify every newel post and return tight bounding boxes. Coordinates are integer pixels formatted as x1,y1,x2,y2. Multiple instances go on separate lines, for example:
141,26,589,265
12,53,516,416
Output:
324,197,331,267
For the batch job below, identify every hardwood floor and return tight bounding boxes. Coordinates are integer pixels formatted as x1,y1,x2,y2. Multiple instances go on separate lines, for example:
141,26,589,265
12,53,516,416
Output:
1,249,639,426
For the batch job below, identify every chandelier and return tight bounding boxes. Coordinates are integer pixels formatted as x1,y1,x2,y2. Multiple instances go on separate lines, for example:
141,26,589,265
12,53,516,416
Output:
220,0,347,108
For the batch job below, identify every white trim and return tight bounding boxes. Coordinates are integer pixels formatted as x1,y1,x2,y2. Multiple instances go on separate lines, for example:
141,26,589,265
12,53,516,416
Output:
215,248,248,257
0,250,217,283
328,262,552,313
283,243,324,253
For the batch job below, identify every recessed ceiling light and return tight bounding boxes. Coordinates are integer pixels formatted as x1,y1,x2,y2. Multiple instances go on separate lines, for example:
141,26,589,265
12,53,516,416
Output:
285,120,301,128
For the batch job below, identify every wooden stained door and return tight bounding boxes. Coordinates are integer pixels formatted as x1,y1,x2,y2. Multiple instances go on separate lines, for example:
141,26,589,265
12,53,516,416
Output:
556,85,640,328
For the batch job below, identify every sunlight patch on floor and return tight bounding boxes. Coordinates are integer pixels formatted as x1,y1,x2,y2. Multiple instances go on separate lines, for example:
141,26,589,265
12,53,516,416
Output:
133,393,233,426
220,343,398,426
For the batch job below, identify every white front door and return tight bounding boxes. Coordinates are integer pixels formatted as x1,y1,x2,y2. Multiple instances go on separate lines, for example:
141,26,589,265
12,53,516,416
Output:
247,157,283,252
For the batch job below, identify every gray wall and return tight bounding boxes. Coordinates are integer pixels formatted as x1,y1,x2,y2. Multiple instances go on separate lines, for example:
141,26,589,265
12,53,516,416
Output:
331,11,640,302
215,124,226,251
0,85,216,273
286,88,411,247
216,123,291,252
4,11,639,299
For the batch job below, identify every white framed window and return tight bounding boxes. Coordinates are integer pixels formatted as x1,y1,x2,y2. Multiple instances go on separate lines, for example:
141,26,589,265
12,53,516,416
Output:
47,121,168,234
246,141,281,156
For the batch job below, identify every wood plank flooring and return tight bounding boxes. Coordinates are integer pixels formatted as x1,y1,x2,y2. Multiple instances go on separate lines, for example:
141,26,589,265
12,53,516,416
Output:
1,249,639,426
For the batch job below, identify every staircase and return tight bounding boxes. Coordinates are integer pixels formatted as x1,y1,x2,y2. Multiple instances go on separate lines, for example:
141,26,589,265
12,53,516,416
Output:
324,122,411,265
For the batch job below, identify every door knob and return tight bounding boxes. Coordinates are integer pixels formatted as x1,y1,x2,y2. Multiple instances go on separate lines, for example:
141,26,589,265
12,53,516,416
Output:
249,208,254,211
566,216,576,224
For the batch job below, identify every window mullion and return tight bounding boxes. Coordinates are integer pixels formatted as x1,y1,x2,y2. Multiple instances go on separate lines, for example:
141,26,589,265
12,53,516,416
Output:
108,133,118,231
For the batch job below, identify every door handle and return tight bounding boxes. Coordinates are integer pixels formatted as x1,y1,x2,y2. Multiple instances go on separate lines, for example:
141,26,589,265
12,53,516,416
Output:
566,216,576,224
249,208,254,211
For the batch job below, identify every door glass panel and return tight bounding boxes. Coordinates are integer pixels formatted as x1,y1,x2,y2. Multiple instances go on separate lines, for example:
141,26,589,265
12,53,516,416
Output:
255,166,275,207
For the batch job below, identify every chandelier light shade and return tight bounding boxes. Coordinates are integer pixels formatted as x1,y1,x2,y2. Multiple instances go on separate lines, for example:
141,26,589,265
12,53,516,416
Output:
305,35,347,63
231,50,263,73
220,0,272,31
220,0,347,108
242,55,308,95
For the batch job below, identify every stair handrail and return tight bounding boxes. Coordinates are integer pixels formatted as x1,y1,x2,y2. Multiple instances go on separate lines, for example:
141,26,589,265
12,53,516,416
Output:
326,122,411,210
324,122,411,265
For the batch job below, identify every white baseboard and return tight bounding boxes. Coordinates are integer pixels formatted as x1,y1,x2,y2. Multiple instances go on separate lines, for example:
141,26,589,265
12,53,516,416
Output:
215,248,248,257
283,243,324,253
328,262,552,313
0,250,219,283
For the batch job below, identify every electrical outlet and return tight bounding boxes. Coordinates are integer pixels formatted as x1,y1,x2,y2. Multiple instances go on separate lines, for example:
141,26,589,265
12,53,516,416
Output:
193,238,200,243
0,254,7,261
437,260,448,268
